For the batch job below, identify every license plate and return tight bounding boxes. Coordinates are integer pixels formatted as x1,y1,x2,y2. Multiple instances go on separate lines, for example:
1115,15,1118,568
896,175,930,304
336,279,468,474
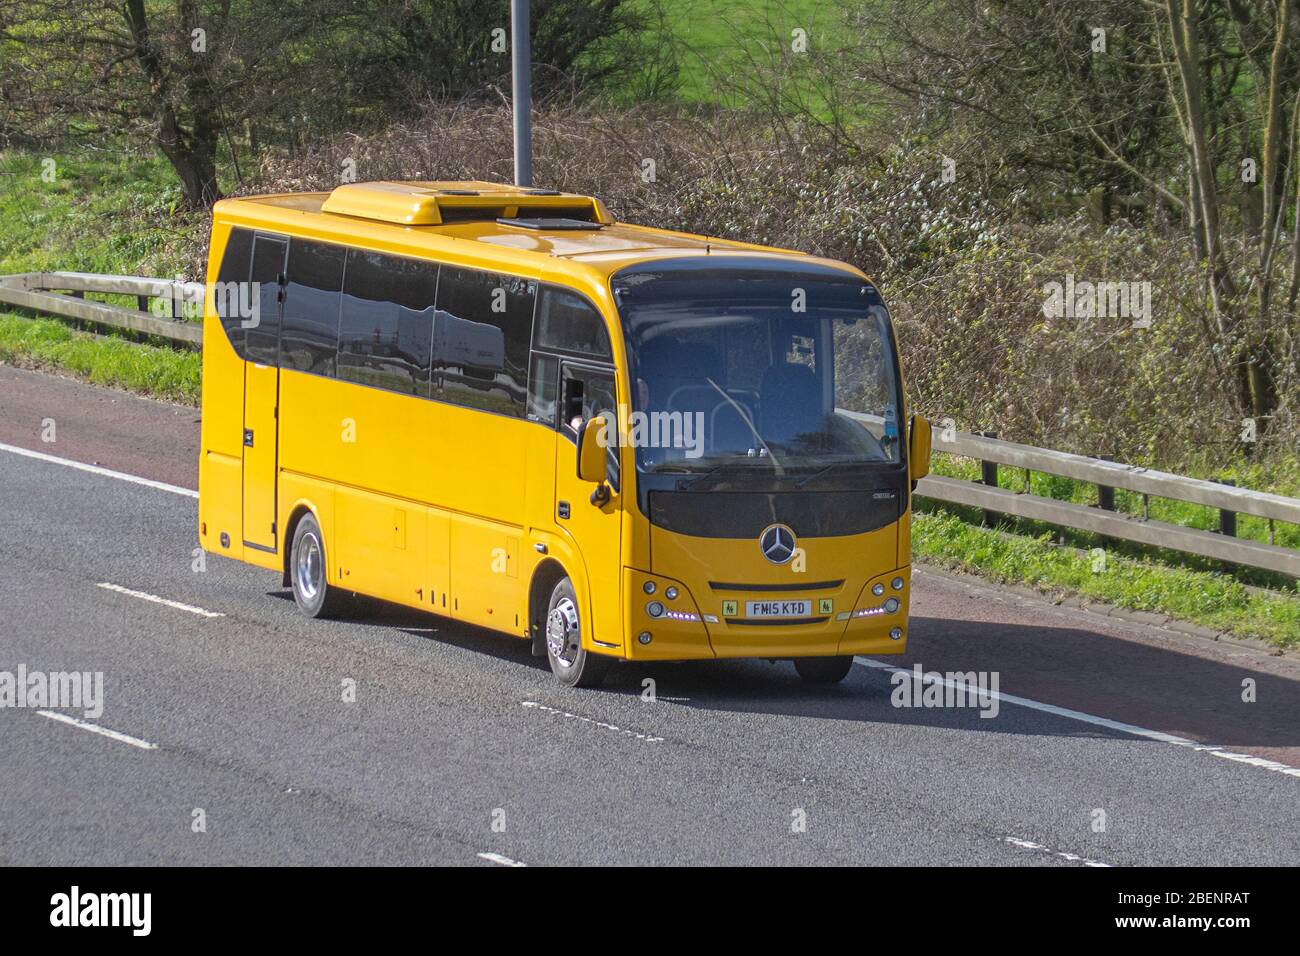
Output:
745,599,812,618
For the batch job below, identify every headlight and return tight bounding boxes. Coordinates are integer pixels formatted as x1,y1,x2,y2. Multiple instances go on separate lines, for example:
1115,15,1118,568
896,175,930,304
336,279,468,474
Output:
643,581,656,594
884,597,900,613
872,583,885,596
891,577,905,591
646,601,664,618
665,586,679,600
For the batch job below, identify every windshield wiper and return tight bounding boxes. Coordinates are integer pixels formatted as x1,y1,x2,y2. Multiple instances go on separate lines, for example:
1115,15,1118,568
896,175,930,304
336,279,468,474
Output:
704,377,784,476
794,462,856,488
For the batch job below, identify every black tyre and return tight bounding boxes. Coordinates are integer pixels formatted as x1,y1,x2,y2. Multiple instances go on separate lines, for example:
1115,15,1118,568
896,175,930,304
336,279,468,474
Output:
544,576,610,688
794,655,854,684
289,512,351,618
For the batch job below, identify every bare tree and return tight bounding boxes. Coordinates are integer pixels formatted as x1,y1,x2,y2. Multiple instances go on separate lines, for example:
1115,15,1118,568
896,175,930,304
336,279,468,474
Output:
1165,0,1299,423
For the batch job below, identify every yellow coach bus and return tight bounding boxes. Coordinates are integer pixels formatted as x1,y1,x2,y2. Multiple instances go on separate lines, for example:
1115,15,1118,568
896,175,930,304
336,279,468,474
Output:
198,181,931,687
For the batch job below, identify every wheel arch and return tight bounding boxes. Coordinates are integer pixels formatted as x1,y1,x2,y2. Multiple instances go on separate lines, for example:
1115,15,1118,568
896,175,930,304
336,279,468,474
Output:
527,557,570,657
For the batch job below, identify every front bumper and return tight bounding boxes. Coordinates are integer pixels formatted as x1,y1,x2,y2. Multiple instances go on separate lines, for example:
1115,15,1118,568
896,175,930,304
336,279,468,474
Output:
617,566,910,661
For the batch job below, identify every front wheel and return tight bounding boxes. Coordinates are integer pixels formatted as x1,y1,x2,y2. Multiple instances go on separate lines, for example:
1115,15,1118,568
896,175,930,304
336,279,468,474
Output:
794,655,854,684
545,577,610,688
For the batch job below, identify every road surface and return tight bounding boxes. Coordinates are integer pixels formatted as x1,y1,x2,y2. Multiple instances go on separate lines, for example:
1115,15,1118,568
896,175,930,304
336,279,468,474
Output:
1,364,1297,866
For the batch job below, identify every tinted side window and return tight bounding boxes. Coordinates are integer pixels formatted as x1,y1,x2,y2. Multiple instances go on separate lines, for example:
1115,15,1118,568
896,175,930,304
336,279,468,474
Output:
214,227,254,359
561,364,620,491
528,352,559,425
282,240,345,376
535,287,611,359
433,267,534,417
338,249,437,396
246,235,287,366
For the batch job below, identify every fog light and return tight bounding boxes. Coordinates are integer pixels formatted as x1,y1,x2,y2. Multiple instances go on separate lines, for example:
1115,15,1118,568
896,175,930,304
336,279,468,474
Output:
872,583,885,596
646,601,664,618
891,577,905,590
889,627,902,640
643,581,656,594
884,597,900,613
638,631,653,645
664,586,679,600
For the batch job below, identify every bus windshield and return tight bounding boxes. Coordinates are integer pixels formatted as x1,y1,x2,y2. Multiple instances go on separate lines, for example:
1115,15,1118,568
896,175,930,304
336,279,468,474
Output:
612,260,902,479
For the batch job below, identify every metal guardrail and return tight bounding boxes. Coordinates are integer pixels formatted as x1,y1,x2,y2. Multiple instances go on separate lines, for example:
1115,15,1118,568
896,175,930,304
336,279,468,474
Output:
0,272,203,345
2,272,1296,576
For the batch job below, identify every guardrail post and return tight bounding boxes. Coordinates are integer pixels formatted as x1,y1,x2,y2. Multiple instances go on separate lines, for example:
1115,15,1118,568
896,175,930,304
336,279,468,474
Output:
1096,455,1115,512
1217,479,1237,538
978,431,998,526
1097,454,1116,548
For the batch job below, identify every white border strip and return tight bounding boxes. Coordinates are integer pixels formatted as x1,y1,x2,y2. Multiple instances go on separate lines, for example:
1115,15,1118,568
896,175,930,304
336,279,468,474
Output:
0,441,197,498
477,852,526,867
37,709,158,751
97,582,224,619
855,658,1300,780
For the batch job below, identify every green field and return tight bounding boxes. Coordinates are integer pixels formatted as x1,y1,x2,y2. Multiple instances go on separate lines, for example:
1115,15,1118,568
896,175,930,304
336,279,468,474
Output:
606,0,859,111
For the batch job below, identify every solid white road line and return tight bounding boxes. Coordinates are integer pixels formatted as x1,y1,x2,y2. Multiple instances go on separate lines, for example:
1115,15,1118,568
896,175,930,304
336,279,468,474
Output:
1001,836,1111,868
477,852,526,867
0,441,197,498
855,658,1300,780
37,710,158,751
97,582,224,619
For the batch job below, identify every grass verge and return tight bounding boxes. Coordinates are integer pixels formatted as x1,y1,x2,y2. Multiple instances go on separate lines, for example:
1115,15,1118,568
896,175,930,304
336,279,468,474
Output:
913,508,1300,649
0,312,200,405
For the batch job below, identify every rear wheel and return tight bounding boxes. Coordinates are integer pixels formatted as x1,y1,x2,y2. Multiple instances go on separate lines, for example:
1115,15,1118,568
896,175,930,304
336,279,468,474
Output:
545,576,610,688
794,655,854,684
289,512,351,618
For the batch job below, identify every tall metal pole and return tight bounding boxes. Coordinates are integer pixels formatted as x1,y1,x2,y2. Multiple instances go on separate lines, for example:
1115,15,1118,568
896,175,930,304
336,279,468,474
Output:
511,0,533,187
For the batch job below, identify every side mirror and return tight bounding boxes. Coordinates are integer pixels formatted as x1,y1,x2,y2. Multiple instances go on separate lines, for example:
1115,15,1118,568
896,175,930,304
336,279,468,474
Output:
909,414,932,481
577,416,608,485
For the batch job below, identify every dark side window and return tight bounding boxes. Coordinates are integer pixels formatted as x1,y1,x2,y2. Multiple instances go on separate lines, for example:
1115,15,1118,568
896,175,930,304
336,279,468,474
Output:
433,266,534,416
214,227,254,359
281,239,345,376
535,287,611,359
560,363,620,491
337,249,437,396
246,234,287,366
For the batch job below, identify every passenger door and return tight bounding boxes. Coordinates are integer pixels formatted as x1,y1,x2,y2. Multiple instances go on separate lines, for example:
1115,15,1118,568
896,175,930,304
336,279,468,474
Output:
554,361,623,648
241,234,287,553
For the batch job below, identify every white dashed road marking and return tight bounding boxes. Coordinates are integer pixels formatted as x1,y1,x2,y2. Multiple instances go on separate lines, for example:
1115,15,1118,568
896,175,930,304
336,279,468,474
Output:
97,582,224,619
38,710,158,751
1001,836,1111,868
477,852,526,867
521,701,664,743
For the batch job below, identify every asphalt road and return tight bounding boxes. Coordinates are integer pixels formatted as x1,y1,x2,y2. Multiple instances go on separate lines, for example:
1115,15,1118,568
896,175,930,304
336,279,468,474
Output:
1,364,1297,866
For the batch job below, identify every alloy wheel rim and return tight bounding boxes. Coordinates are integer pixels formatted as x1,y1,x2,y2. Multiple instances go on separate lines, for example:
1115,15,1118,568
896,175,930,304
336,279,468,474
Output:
296,532,322,600
546,597,580,668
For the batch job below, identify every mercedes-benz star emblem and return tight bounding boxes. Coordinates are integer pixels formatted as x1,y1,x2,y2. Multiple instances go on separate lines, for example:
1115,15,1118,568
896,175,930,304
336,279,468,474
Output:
759,523,796,565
